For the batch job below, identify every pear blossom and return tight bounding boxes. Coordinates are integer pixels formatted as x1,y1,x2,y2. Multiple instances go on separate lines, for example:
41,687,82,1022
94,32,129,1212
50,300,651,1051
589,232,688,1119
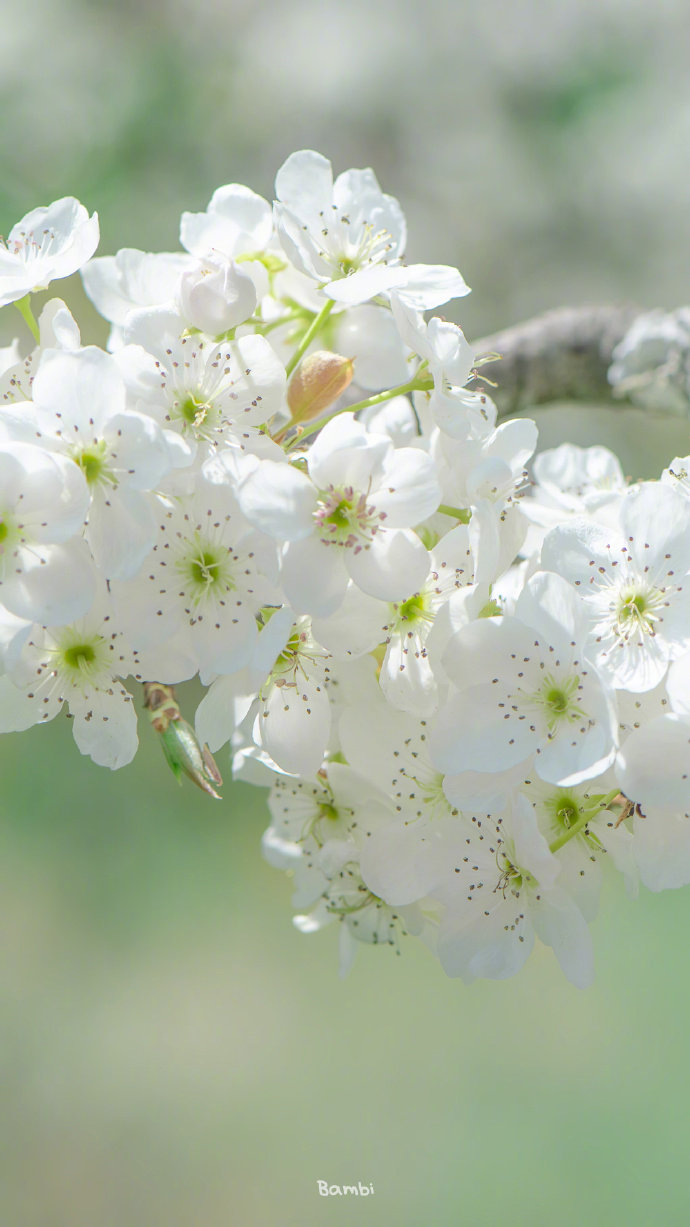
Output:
120,308,287,452
431,796,594,987
81,249,194,347
0,440,94,625
661,454,690,501
390,293,495,439
238,411,439,615
0,589,139,768
339,679,463,905
180,183,273,262
274,150,468,308
541,482,690,692
0,298,82,408
201,613,334,778
4,346,176,578
3,151,690,986
431,572,617,787
309,524,477,714
0,197,99,307
176,253,257,336
526,443,627,527
616,711,690,892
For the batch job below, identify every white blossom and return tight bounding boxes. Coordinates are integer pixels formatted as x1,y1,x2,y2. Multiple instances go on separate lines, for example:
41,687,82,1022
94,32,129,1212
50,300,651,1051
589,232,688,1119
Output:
0,197,99,307
274,150,468,308
431,572,617,787
541,482,690,691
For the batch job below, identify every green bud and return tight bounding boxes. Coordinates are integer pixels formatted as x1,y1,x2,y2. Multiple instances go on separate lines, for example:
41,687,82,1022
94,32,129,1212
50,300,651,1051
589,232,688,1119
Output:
143,682,223,799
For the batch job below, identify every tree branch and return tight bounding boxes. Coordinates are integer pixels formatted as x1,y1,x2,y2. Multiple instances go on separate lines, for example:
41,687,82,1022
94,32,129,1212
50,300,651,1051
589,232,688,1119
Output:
474,304,640,418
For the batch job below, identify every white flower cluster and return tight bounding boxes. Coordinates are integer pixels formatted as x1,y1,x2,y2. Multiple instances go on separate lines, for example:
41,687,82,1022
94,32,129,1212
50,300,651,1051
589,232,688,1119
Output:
2,152,689,988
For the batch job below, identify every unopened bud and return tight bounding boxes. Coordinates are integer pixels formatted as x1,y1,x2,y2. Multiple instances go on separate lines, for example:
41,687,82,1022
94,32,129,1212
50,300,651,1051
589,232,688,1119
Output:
287,350,354,423
177,254,257,336
143,681,223,799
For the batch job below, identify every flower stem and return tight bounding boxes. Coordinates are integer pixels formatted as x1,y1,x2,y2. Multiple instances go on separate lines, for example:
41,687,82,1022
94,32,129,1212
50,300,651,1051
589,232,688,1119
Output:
548,790,620,854
285,299,334,377
438,504,472,523
14,295,40,343
284,376,422,450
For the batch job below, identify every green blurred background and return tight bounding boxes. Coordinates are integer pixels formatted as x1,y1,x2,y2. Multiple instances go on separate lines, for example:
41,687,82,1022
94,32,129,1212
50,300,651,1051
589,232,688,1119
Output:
2,2,690,1223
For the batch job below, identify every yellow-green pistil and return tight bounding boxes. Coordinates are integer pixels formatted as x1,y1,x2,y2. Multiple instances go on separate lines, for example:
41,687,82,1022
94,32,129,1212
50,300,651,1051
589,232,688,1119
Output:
529,672,586,733
614,583,665,639
73,440,116,488
62,642,97,670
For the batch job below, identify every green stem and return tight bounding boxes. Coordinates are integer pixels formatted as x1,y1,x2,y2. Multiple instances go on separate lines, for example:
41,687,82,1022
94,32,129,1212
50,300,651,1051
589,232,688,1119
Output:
548,790,620,854
255,309,307,336
285,376,423,450
285,299,334,377
14,295,40,343
438,503,472,523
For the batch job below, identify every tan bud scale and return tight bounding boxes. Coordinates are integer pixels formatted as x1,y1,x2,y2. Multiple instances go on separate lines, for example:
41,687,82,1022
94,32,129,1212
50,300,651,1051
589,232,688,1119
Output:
287,350,354,423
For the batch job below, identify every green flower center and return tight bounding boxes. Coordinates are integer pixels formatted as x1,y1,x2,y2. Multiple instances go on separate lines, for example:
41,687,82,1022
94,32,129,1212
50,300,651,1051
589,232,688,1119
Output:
56,634,107,684
525,671,586,733
319,802,339,822
0,520,7,545
328,501,351,530
398,593,428,622
545,686,569,715
62,642,97,669
179,395,209,426
496,849,528,897
275,629,307,672
189,551,222,587
613,582,665,640
176,535,234,604
73,440,115,488
619,593,647,621
546,790,581,832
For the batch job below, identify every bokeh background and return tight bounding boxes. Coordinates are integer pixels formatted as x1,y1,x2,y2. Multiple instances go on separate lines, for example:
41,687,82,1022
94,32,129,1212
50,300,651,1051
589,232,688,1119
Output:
2,1,690,1223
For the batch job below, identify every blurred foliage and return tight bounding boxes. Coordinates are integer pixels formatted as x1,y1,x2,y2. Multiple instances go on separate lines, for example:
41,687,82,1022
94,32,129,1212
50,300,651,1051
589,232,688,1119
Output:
2,1,690,1222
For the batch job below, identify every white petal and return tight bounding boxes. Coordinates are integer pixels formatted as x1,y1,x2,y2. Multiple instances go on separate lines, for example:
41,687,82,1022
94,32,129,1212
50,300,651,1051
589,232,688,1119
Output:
85,489,156,580
258,673,331,776
515,570,590,654
617,715,690,815
667,653,690,715
346,529,430,601
0,676,60,731
395,264,470,310
69,685,138,769
281,537,348,617
431,684,538,775
310,584,384,658
437,899,534,982
374,447,441,526
195,672,255,753
530,889,594,989
275,150,334,213
631,807,690,891
2,540,95,626
238,460,316,540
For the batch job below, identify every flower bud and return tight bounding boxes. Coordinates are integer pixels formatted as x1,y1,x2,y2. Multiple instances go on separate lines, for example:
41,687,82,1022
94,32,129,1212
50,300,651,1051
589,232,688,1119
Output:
177,254,257,336
287,350,354,423
143,682,223,799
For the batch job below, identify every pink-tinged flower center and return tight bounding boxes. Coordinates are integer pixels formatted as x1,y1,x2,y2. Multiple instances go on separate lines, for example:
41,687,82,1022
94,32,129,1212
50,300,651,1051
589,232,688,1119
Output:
313,485,385,551
2,226,56,262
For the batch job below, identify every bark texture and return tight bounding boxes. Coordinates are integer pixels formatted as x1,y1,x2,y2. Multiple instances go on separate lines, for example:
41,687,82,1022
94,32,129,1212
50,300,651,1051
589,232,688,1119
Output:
474,304,640,418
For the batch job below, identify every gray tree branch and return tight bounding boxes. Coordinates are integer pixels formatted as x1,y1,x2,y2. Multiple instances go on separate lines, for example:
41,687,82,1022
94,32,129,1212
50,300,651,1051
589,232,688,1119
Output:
474,304,640,418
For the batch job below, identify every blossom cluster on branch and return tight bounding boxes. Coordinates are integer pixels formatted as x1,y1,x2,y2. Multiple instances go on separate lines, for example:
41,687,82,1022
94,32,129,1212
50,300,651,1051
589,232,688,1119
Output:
1,151,689,987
